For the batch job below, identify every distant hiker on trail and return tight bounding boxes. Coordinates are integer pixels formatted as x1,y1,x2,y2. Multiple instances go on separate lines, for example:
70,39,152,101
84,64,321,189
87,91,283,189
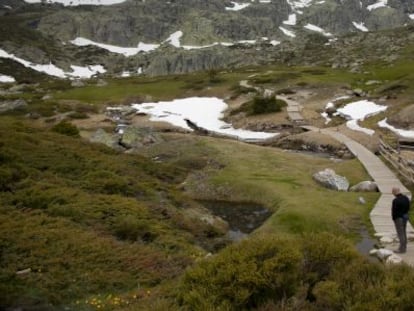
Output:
391,187,410,253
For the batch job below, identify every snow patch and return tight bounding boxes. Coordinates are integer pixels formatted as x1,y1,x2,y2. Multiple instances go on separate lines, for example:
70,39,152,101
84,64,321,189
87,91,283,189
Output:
352,21,369,32
304,23,332,37
283,14,297,25
0,74,15,83
225,1,251,11
71,37,159,56
131,97,278,140
165,31,183,48
378,118,414,139
0,48,105,79
279,26,296,38
24,0,126,6
367,0,388,11
336,100,387,135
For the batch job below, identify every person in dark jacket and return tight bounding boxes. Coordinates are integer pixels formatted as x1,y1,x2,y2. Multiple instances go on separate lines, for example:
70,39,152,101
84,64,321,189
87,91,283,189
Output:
391,187,410,253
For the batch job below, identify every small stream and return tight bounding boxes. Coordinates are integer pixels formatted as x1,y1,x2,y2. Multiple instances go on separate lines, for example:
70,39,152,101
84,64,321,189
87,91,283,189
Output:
356,227,380,262
197,200,272,241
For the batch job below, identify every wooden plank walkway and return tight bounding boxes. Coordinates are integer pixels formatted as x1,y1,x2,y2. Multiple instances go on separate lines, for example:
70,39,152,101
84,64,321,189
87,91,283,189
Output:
239,79,413,263
303,126,414,265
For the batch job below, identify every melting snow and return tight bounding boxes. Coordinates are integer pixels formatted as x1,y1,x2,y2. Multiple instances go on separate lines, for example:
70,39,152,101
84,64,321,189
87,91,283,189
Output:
0,48,105,79
367,0,388,11
336,100,387,135
283,14,297,25
287,0,313,12
353,22,369,32
71,37,159,56
0,74,15,83
165,31,183,48
279,26,296,38
23,0,127,6
131,97,278,140
378,119,414,139
225,1,251,11
304,23,332,37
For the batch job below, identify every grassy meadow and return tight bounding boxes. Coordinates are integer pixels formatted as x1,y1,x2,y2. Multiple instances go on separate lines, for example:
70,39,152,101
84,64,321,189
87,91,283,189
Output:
1,58,414,310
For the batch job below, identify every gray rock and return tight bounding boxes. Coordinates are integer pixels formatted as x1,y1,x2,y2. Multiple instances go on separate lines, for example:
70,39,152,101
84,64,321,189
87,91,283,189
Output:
349,181,379,192
71,80,85,87
89,128,123,150
42,94,53,100
0,99,27,113
96,79,108,87
312,168,349,191
120,126,162,149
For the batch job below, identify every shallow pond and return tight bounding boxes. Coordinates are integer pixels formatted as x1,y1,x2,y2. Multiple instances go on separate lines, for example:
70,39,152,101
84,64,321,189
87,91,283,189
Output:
197,200,273,241
356,228,380,262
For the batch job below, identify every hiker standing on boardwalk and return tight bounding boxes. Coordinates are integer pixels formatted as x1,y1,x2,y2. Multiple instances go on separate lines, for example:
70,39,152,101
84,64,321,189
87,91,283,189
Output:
391,187,410,253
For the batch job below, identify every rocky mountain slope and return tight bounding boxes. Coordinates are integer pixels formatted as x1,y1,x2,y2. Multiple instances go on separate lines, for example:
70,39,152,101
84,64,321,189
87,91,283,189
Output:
0,0,413,77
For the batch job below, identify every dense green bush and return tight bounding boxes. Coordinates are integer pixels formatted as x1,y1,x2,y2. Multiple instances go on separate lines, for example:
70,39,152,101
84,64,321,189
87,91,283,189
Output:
178,235,302,310
51,121,80,137
250,96,287,115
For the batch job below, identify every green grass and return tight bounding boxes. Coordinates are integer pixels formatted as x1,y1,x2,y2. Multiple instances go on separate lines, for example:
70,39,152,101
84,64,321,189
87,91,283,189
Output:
136,134,379,238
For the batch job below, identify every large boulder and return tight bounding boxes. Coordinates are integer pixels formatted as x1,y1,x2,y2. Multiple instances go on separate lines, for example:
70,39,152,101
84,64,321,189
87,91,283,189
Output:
312,168,349,191
349,181,379,192
0,99,27,113
119,126,163,149
89,128,123,150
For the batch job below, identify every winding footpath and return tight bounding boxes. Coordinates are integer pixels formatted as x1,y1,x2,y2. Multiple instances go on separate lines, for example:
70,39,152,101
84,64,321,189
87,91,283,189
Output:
240,80,414,264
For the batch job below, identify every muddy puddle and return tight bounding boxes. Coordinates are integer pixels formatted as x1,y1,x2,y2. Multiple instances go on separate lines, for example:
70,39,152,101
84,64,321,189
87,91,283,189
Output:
197,200,272,241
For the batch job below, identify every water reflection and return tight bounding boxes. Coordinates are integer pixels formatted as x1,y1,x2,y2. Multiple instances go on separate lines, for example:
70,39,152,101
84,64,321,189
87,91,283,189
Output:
197,200,273,241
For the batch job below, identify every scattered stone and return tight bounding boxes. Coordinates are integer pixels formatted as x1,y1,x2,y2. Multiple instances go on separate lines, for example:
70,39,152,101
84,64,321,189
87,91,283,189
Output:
349,181,379,192
16,268,31,275
365,80,380,85
71,79,85,87
96,79,108,87
312,168,349,191
386,254,403,264
42,94,53,100
0,99,27,113
370,248,393,260
358,196,366,204
380,236,395,244
89,128,123,150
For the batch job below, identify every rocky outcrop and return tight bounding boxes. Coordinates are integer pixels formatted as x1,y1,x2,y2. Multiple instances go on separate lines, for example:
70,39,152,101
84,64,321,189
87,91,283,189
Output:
313,168,349,191
90,128,122,150
120,126,163,149
0,99,27,113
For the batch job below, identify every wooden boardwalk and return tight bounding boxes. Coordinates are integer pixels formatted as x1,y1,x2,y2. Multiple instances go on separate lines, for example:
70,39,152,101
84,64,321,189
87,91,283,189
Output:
238,79,413,264
303,126,414,265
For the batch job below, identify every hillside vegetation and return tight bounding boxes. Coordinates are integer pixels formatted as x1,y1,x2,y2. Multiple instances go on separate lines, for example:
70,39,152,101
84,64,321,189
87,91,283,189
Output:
1,31,414,309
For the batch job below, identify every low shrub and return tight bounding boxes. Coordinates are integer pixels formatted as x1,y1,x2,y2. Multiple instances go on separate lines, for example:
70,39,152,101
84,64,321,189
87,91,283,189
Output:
178,235,302,310
250,96,287,115
51,121,80,137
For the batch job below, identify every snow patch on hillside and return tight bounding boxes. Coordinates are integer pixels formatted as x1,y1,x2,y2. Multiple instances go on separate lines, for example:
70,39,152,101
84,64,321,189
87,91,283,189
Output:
352,22,369,32
0,74,15,83
0,48,105,79
226,1,251,11
283,14,297,25
304,23,332,37
367,0,388,11
24,0,126,6
71,37,159,56
132,97,278,140
279,26,296,37
336,100,387,135
378,119,414,138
